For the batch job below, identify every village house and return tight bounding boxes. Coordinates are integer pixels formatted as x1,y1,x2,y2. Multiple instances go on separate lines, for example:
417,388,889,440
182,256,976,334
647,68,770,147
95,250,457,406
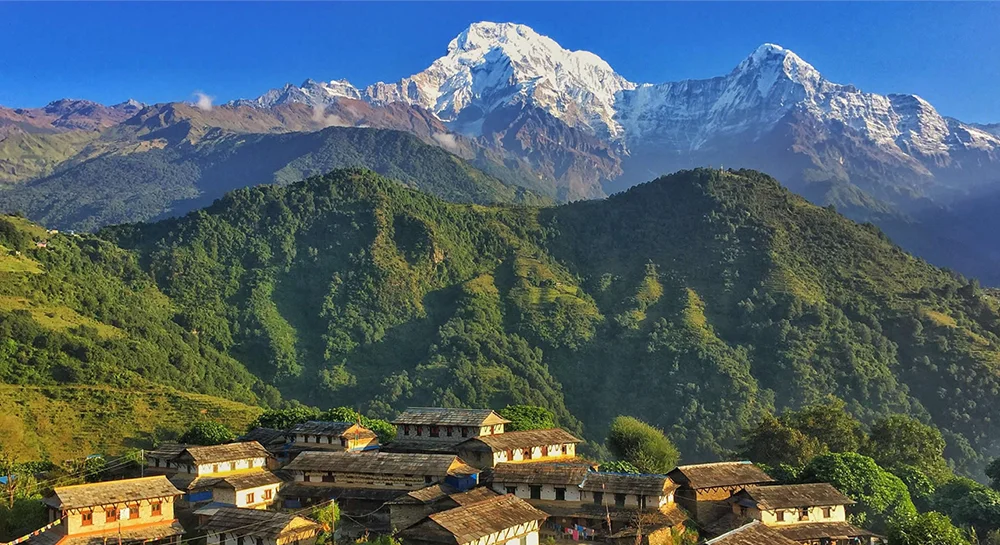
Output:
396,494,548,545
668,462,775,524
280,451,481,521
286,420,380,452
490,462,686,544
160,441,274,504
386,408,510,452
724,484,880,545
702,521,801,545
33,476,184,545
145,443,187,475
454,428,582,469
210,470,286,509
388,484,499,531
200,507,323,545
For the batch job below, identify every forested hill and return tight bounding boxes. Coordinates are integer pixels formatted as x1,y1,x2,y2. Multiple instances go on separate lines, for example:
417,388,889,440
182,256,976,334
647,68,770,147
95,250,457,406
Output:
103,168,1000,475
0,126,547,231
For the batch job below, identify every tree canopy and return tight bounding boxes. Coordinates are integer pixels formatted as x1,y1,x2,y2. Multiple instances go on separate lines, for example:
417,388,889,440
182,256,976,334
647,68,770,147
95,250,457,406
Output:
606,416,680,474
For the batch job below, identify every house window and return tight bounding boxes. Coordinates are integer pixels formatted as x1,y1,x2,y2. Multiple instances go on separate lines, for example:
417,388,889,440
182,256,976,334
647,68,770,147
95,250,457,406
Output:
799,508,809,521
151,502,162,516
541,445,549,457
213,464,219,473
106,507,119,522
822,507,832,518
220,534,227,545
425,476,433,484
506,486,517,495
593,492,603,505
776,510,785,522
615,494,626,507
530,486,542,500
430,426,440,437
323,474,335,483
238,537,245,545
461,427,469,438
81,511,93,526
341,438,348,447
327,436,334,444
416,426,422,436
129,505,140,519
562,445,569,455
246,492,255,504
404,425,410,436
555,487,566,501
447,427,453,437
264,489,273,500
639,495,647,509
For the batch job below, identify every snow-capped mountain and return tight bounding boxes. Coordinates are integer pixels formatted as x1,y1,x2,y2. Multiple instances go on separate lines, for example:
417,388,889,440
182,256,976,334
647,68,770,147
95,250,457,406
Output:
364,22,636,139
231,79,362,109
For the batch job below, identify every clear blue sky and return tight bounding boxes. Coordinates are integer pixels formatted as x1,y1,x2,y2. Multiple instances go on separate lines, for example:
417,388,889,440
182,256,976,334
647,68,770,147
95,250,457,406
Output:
1,2,997,122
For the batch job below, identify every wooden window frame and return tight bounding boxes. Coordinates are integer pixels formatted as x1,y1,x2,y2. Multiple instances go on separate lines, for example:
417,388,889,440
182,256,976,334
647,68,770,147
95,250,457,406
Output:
81,510,94,526
151,501,162,516
822,506,832,518
105,506,119,523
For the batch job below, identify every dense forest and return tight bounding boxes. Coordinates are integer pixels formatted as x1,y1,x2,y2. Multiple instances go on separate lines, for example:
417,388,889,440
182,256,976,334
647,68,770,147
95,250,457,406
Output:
92,168,1000,478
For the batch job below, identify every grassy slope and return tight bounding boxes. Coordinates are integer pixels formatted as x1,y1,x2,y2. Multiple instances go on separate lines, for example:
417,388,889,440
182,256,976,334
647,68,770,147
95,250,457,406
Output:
0,384,261,462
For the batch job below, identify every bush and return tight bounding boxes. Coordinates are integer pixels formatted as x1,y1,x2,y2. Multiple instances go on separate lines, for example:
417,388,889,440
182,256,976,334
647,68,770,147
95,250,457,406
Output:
180,421,235,446
606,416,679,474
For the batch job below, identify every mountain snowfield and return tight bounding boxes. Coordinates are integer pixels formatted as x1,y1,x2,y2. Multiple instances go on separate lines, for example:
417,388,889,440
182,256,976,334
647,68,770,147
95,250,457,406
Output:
237,21,999,169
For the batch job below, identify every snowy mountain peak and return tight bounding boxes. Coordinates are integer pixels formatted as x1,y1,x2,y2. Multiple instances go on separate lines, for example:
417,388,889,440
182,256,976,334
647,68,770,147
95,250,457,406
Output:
734,43,823,95
366,21,634,137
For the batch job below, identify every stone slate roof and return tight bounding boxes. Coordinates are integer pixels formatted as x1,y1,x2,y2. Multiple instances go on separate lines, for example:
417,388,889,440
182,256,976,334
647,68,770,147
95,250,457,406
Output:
45,476,181,509
179,441,270,465
284,451,478,477
289,420,377,438
668,462,775,490
772,521,878,542
457,429,581,452
530,501,687,525
212,470,287,490
397,494,546,544
492,463,676,495
392,407,510,427
581,472,677,496
491,463,590,486
390,484,461,505
732,483,855,509
381,439,461,454
199,507,320,538
146,442,187,461
704,521,800,545
240,427,287,446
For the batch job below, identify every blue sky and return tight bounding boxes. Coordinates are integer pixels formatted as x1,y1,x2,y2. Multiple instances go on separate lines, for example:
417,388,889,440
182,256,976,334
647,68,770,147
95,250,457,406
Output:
1,2,997,122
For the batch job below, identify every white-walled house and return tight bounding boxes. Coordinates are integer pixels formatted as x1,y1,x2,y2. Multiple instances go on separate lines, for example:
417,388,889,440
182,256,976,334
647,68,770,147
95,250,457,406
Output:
455,428,581,469
396,494,547,545
166,441,274,504
726,484,881,545
200,507,321,545
211,471,284,509
388,408,510,451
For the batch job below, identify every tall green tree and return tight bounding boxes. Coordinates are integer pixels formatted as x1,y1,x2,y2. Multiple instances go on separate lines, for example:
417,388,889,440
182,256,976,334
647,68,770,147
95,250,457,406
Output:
863,415,950,483
606,416,680,474
739,414,823,468
500,405,557,432
785,397,867,453
887,512,969,545
180,421,235,446
800,452,916,532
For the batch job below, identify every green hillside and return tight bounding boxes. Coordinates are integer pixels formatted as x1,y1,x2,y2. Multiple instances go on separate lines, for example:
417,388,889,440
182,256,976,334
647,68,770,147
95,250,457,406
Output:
103,168,1000,476
0,127,547,231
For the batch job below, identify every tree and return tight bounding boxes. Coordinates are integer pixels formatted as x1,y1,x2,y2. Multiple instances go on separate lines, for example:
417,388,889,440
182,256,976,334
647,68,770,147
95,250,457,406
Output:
311,502,340,545
739,414,823,468
600,460,640,474
500,405,556,432
785,397,866,453
320,407,396,444
891,465,935,512
863,416,949,483
986,458,1000,492
800,452,916,532
606,416,679,474
932,478,1000,537
250,407,321,430
887,512,969,545
180,421,235,446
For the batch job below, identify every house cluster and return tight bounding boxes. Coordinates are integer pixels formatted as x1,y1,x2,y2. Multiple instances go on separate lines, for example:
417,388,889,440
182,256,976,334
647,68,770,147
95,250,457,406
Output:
20,407,882,545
